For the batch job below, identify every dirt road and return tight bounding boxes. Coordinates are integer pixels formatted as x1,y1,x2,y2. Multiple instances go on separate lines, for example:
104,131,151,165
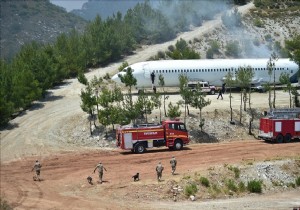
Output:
1,140,299,210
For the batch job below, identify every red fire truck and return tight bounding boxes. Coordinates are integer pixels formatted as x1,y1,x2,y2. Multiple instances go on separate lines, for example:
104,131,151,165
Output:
258,109,300,143
116,120,189,153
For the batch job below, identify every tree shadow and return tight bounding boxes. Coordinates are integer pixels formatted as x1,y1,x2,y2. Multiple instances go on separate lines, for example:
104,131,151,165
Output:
41,91,64,102
189,130,219,143
51,81,72,89
0,122,19,131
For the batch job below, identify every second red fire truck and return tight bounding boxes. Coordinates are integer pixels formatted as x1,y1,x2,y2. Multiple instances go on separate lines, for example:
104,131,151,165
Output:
116,120,189,153
258,109,300,143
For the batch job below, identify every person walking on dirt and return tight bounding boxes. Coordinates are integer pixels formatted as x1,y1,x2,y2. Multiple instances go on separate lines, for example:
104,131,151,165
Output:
170,156,177,175
93,162,107,184
217,87,223,100
156,161,164,182
32,160,42,181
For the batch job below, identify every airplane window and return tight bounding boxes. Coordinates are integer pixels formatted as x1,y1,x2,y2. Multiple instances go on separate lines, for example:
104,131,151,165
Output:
287,68,289,70
291,70,293,73
172,70,173,73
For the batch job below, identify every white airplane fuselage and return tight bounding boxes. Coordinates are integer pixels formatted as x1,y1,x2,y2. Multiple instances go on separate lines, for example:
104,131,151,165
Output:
112,59,299,89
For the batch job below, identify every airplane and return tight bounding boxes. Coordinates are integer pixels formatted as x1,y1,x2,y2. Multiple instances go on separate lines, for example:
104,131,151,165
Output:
111,59,299,91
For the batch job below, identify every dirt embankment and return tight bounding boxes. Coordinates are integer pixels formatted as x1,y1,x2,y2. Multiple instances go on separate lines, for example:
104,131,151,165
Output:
1,141,300,210
1,2,300,210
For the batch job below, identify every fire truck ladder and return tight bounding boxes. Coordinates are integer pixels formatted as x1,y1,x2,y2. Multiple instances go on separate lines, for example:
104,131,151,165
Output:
269,108,300,119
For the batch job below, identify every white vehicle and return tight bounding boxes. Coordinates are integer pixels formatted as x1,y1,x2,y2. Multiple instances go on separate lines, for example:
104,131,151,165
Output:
111,59,298,91
187,81,216,95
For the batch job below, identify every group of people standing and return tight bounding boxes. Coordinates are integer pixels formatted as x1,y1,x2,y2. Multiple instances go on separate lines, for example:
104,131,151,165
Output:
32,156,177,184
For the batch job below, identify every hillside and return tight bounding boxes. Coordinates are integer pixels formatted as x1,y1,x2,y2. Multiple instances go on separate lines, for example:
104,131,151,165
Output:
0,0,87,60
71,0,144,20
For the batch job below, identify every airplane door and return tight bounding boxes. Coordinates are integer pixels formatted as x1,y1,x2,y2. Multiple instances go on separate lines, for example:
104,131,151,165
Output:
143,63,150,79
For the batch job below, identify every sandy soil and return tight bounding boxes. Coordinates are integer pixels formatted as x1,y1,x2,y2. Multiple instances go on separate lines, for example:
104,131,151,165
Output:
1,141,300,210
1,2,300,210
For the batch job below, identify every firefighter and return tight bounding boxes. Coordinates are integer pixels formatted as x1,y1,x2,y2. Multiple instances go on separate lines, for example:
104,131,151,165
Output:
156,161,164,182
170,156,177,175
32,160,42,181
93,162,107,184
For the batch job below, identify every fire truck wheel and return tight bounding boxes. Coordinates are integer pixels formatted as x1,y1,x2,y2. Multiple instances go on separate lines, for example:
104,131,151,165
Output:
134,143,145,154
173,140,183,150
284,134,291,143
276,134,284,143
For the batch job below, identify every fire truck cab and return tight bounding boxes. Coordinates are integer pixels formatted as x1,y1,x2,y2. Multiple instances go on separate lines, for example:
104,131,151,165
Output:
258,109,300,143
116,120,189,153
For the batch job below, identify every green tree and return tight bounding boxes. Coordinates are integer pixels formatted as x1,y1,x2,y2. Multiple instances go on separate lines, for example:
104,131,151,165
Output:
285,34,300,79
97,87,114,137
135,92,154,123
236,66,254,124
267,53,278,109
151,92,162,123
190,83,211,132
224,71,235,122
0,60,14,126
80,83,97,135
279,72,295,108
178,74,192,123
118,67,137,108
167,102,181,119
158,74,168,117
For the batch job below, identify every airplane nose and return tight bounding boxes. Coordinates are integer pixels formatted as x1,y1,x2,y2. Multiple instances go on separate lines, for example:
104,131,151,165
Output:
112,73,121,84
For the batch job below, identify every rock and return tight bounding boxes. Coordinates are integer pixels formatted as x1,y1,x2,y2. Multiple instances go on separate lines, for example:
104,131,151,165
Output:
190,195,196,201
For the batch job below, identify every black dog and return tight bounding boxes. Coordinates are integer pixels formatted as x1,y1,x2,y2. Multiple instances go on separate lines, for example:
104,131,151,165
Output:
87,176,93,185
132,173,139,182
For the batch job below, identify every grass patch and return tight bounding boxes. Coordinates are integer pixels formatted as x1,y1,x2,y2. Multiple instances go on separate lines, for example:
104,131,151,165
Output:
226,179,238,192
199,176,210,187
0,198,13,210
296,176,300,186
184,183,198,196
238,181,246,192
228,165,240,179
247,180,262,193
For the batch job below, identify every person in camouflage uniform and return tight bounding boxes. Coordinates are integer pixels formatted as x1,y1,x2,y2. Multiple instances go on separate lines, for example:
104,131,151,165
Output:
93,162,107,184
32,160,42,181
156,161,164,182
170,156,177,175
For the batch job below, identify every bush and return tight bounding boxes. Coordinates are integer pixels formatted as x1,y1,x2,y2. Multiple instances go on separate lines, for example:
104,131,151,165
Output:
228,166,240,178
225,41,241,58
206,48,214,59
238,182,246,192
226,179,238,192
247,180,262,193
254,18,264,27
184,184,198,196
0,198,13,210
296,176,300,186
200,177,210,187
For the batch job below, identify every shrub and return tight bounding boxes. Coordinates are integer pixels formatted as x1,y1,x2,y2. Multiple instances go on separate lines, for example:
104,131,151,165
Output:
225,41,241,58
254,18,264,27
247,180,262,193
206,48,214,59
228,166,240,179
226,179,238,192
238,181,246,192
156,50,165,59
200,177,210,187
296,176,300,186
184,184,198,196
0,198,13,210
